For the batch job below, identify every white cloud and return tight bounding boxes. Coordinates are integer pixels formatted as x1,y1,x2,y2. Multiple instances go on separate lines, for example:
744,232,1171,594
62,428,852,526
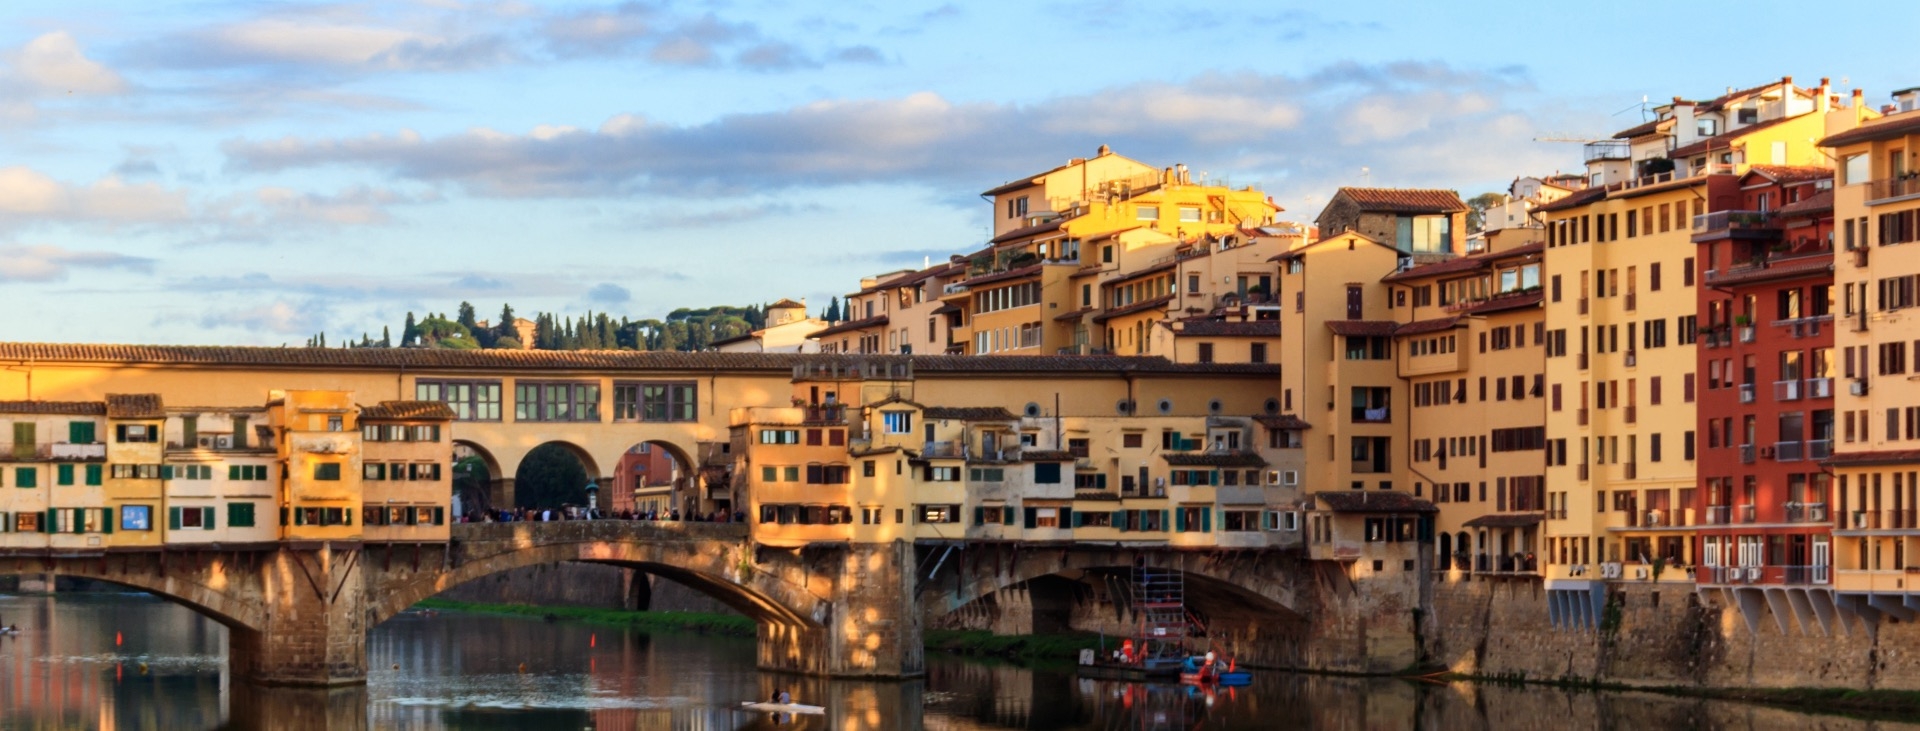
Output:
200,298,330,335
0,167,191,228
0,243,154,282
10,31,128,94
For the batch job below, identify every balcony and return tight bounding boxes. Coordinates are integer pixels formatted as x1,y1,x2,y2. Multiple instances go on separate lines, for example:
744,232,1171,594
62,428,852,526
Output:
1851,510,1882,530
42,442,106,460
1705,505,1731,525
1624,351,1638,368
1643,509,1666,527
1774,379,1801,401
921,441,963,459
1807,377,1834,399
1739,505,1757,524
803,405,847,424
1691,209,1775,235
1849,311,1870,332
1808,439,1833,460
1781,565,1831,585
1867,175,1920,204
1778,315,1831,339
1704,328,1732,348
1739,444,1755,464
1584,140,1630,162
1351,407,1391,424
1774,441,1803,462
1784,502,1829,524
1738,326,1756,343
1738,384,1756,404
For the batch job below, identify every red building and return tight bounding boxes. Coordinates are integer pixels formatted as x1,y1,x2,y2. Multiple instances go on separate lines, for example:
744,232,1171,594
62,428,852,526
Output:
1693,166,1837,587
612,443,680,513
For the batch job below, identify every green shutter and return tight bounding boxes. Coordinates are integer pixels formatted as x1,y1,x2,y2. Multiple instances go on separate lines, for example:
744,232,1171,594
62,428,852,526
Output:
343,509,352,526
1159,510,1169,531
1210,470,1220,486
85,464,102,486
57,464,73,486
11,423,33,459
229,502,255,529
16,467,35,488
72,508,83,533
973,506,985,525
228,465,239,480
169,507,181,530
45,508,56,531
1002,506,1014,525
294,508,304,526
1201,509,1213,533
433,507,445,525
1175,508,1188,532
1060,507,1073,527
69,421,95,444
202,507,216,530
102,508,113,534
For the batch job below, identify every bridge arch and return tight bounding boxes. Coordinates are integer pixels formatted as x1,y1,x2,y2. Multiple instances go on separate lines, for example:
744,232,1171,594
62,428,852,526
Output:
931,548,1304,619
0,561,268,633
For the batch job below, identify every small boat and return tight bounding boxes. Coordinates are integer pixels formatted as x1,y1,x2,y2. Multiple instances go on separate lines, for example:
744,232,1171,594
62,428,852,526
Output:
1180,654,1251,686
740,701,826,715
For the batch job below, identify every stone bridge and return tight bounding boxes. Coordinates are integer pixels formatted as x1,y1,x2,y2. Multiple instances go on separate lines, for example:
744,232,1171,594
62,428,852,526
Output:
0,521,919,686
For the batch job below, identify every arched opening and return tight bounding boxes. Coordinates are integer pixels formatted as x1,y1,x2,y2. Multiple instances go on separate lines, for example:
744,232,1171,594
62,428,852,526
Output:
513,441,600,511
452,440,499,516
610,440,698,518
0,569,260,636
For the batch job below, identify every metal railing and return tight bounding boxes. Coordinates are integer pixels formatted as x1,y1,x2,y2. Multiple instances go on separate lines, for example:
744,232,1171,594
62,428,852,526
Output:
921,441,963,459
1691,209,1773,234
1739,504,1757,523
1808,377,1834,399
1739,384,1756,404
1867,175,1920,203
1774,440,1803,462
1739,444,1756,464
1785,502,1828,524
1584,141,1630,162
1705,505,1731,525
1774,379,1801,401
1808,439,1833,460
1738,326,1756,343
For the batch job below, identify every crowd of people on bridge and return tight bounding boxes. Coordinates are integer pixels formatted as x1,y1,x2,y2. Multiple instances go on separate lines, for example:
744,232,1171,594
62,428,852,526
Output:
460,506,747,524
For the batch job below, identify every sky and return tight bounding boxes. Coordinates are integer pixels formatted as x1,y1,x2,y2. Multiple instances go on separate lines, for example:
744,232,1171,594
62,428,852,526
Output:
0,1,1913,346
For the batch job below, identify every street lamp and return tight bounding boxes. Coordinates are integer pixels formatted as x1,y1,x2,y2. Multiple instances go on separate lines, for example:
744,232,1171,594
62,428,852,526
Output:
585,481,599,516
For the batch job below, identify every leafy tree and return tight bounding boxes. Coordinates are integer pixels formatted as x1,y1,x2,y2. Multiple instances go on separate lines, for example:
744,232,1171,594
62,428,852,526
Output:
1465,191,1506,234
416,316,478,349
513,444,589,510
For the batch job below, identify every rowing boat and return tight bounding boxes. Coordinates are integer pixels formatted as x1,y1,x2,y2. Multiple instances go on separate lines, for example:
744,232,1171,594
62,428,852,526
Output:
740,701,826,714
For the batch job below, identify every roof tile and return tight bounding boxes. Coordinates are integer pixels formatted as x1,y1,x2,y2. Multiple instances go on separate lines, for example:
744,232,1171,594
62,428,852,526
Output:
0,401,106,416
923,406,1017,421
1314,491,1438,514
360,400,456,420
105,393,164,419
1332,187,1467,214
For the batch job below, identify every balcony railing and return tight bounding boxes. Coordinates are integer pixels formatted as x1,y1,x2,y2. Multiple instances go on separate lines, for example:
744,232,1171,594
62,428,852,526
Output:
1808,439,1833,460
1774,379,1801,401
1704,328,1732,348
1738,326,1756,343
1739,504,1757,523
921,441,963,459
1785,502,1828,524
1781,565,1831,585
1808,377,1834,399
1779,315,1830,339
1352,407,1391,424
1867,175,1920,204
803,405,847,424
1738,384,1756,404
1705,505,1731,525
1643,509,1666,527
1691,209,1774,234
1774,441,1803,462
1739,444,1756,464
1584,140,1630,162
1852,510,1882,530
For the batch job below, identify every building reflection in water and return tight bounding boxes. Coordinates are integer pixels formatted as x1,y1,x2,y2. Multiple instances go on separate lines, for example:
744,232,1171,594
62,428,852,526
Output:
11,592,1920,730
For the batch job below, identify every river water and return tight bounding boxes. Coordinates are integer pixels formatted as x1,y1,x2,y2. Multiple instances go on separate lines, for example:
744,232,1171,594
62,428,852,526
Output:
1,592,1915,730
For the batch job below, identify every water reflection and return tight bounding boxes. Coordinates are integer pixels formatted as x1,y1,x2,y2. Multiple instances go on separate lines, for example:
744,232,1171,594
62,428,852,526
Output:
5,592,1920,730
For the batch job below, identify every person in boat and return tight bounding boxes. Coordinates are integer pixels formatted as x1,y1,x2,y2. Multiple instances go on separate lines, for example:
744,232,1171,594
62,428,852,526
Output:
778,690,792,704
1119,638,1135,663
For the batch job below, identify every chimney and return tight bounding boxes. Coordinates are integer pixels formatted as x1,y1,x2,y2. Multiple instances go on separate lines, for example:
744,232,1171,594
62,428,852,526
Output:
1096,144,1112,156
1818,77,1832,113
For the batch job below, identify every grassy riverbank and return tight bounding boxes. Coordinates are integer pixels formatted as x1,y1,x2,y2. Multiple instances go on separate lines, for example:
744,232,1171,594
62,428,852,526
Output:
409,599,1102,662
411,598,756,636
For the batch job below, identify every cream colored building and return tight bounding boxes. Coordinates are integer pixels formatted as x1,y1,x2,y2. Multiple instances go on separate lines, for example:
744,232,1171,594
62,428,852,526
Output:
713,298,827,353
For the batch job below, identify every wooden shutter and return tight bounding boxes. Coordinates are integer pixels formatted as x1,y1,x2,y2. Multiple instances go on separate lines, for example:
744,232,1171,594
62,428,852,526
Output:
169,507,182,530
86,464,102,486
102,508,113,534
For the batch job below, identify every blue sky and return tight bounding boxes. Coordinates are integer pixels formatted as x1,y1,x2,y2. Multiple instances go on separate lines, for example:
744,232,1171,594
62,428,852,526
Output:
1,0,1911,345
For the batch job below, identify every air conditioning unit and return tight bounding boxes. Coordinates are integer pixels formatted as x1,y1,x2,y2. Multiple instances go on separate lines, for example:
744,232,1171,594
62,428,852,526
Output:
1851,379,1869,396
1759,446,1775,458
215,435,233,449
1633,567,1649,580
198,436,216,448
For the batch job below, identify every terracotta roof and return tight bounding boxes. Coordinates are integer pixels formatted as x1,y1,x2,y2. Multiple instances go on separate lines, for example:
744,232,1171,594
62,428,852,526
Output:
1382,242,1544,283
1162,451,1267,468
0,400,105,415
767,298,806,309
708,332,756,347
961,263,1043,288
1091,294,1176,323
105,393,164,419
1020,450,1075,462
1535,186,1610,214
1172,320,1281,337
1612,118,1665,139
868,394,926,410
1326,320,1398,337
1459,290,1545,315
923,406,1017,422
1394,317,1463,337
808,315,889,339
1330,187,1467,214
931,303,963,316
1463,513,1545,528
848,445,904,458
1698,80,1811,113
1106,259,1180,285
1074,491,1122,502
359,400,456,421
1253,414,1311,430
1743,165,1831,186
1775,189,1834,217
1820,113,1920,148
1706,257,1832,287
1668,113,1806,158
1823,449,1920,468
1053,307,1096,322
0,342,1278,376
857,264,964,296
1314,491,1438,514
988,219,1065,245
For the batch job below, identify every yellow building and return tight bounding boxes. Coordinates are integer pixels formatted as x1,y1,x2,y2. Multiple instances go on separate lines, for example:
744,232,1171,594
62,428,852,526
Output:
0,401,107,548
105,394,167,548
270,390,362,540
1820,86,1919,594
359,401,455,543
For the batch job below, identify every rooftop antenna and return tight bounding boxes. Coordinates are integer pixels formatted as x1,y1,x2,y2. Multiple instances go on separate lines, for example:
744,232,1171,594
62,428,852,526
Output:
1612,95,1652,121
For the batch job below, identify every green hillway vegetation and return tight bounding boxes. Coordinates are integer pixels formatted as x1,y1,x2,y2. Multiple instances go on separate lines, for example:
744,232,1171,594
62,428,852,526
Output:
410,598,1103,662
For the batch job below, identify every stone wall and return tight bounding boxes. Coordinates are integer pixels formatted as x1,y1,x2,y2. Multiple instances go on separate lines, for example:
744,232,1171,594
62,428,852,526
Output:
1427,572,1920,691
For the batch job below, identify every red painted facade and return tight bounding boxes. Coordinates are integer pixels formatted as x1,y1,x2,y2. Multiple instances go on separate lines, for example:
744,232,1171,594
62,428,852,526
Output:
1693,167,1837,586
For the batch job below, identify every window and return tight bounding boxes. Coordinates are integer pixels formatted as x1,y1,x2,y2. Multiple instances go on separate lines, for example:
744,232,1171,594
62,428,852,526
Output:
1250,343,1268,363
1136,206,1159,221
115,424,156,443
917,504,961,523
415,379,502,421
121,505,152,531
228,464,268,481
883,412,914,434
228,502,256,528
1122,433,1143,448
1034,463,1062,484
313,463,342,481
1197,343,1215,363
1398,215,1452,253
13,467,34,488
927,466,960,481
759,429,799,444
515,381,600,422
14,512,43,532
173,506,214,530
1844,153,1871,186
